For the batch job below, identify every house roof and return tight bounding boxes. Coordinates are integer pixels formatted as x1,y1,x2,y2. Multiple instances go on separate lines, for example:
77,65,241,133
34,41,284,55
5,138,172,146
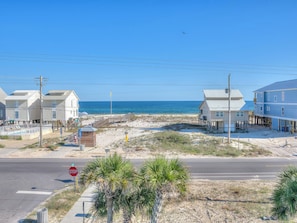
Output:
0,88,7,103
254,79,297,92
205,100,245,111
43,90,79,100
203,89,243,99
201,89,245,111
5,90,40,101
80,125,97,132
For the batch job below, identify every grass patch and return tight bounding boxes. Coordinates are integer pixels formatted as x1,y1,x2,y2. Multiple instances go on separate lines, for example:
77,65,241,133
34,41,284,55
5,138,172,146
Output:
133,131,272,157
44,142,64,151
155,131,192,145
24,185,85,223
0,135,22,140
0,135,9,139
23,137,65,150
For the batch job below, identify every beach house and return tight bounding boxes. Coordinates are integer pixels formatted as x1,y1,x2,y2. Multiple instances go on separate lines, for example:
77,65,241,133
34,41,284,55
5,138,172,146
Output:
0,88,7,124
42,90,79,129
254,79,297,132
5,90,41,124
199,89,249,133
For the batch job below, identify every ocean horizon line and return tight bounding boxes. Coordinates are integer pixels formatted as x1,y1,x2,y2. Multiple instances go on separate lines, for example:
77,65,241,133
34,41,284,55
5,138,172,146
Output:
80,100,253,102
80,100,203,102
79,101,254,115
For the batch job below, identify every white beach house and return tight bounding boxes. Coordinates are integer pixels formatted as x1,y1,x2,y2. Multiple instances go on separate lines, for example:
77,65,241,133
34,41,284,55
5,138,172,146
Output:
5,90,41,124
42,90,79,129
199,89,249,133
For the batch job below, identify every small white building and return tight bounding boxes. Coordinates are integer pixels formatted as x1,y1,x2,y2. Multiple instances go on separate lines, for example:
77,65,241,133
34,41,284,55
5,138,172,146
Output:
42,90,79,129
5,90,41,124
199,89,248,132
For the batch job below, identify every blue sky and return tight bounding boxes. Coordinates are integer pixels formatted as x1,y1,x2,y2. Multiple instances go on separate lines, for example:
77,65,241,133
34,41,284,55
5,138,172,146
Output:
1,1,297,101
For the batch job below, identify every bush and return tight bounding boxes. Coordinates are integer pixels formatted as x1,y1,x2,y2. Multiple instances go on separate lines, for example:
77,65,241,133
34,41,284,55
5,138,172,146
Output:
155,131,191,145
0,135,9,139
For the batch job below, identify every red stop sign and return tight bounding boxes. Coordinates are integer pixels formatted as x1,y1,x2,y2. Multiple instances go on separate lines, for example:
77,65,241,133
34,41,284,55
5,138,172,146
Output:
69,166,78,177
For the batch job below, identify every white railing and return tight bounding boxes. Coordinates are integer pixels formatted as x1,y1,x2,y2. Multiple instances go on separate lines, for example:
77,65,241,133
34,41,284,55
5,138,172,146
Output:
0,124,52,137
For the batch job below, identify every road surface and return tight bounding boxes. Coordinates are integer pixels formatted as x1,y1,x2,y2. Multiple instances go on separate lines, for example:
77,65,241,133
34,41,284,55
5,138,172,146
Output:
1,157,297,223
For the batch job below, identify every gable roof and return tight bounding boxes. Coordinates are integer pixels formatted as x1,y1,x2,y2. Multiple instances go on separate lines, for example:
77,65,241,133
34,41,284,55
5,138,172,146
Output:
5,90,40,101
203,89,243,99
43,90,79,100
205,100,245,111
254,79,297,92
202,89,245,111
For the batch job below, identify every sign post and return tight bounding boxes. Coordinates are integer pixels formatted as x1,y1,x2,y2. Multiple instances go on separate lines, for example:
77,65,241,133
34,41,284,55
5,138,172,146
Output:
69,164,78,191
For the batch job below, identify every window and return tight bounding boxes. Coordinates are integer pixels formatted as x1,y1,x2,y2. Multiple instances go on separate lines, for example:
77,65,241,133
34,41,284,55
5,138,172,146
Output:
15,111,19,119
274,95,277,102
216,112,224,117
281,107,285,116
15,101,19,108
237,112,244,117
266,106,270,112
52,101,57,108
52,110,56,119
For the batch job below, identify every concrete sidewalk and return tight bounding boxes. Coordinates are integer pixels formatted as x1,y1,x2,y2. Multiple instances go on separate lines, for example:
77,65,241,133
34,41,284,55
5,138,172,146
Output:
60,184,96,223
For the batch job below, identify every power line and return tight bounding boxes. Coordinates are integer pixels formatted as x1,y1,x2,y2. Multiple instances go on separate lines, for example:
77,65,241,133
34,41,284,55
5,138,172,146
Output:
1,54,297,75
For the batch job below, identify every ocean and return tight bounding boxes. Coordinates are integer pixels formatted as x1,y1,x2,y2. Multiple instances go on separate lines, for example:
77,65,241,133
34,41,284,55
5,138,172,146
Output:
79,101,254,115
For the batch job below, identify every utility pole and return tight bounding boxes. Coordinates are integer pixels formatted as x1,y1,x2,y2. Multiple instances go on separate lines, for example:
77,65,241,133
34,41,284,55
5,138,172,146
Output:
228,74,231,144
37,76,44,147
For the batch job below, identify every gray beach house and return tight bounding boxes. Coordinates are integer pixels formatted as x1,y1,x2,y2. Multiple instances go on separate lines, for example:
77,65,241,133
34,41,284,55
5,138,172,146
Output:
199,89,249,133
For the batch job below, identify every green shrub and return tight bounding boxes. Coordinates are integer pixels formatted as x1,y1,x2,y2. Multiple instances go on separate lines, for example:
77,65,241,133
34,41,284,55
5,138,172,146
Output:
0,135,9,139
155,131,191,145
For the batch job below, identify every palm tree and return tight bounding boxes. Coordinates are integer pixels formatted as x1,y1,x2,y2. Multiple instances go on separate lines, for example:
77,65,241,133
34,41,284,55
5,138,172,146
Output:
120,182,155,223
272,166,297,220
79,153,135,223
91,173,155,223
140,156,189,223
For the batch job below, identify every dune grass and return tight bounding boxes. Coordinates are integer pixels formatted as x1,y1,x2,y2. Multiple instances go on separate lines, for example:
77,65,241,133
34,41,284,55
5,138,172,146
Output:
134,131,272,157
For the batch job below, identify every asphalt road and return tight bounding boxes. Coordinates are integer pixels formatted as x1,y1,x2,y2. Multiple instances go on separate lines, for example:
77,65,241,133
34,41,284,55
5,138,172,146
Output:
0,158,89,223
1,157,297,223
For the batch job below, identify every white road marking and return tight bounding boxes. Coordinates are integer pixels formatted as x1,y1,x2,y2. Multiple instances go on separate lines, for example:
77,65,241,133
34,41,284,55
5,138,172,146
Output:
16,190,52,195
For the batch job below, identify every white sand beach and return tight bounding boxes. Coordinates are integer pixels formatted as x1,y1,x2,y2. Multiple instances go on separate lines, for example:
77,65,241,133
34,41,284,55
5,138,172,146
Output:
1,114,297,158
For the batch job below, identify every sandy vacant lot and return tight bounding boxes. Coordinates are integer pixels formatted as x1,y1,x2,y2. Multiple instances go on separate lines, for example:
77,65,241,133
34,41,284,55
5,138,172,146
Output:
1,114,297,222
1,114,297,158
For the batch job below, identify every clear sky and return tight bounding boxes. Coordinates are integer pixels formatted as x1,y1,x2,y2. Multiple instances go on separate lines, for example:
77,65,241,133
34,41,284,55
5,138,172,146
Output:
1,1,297,101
